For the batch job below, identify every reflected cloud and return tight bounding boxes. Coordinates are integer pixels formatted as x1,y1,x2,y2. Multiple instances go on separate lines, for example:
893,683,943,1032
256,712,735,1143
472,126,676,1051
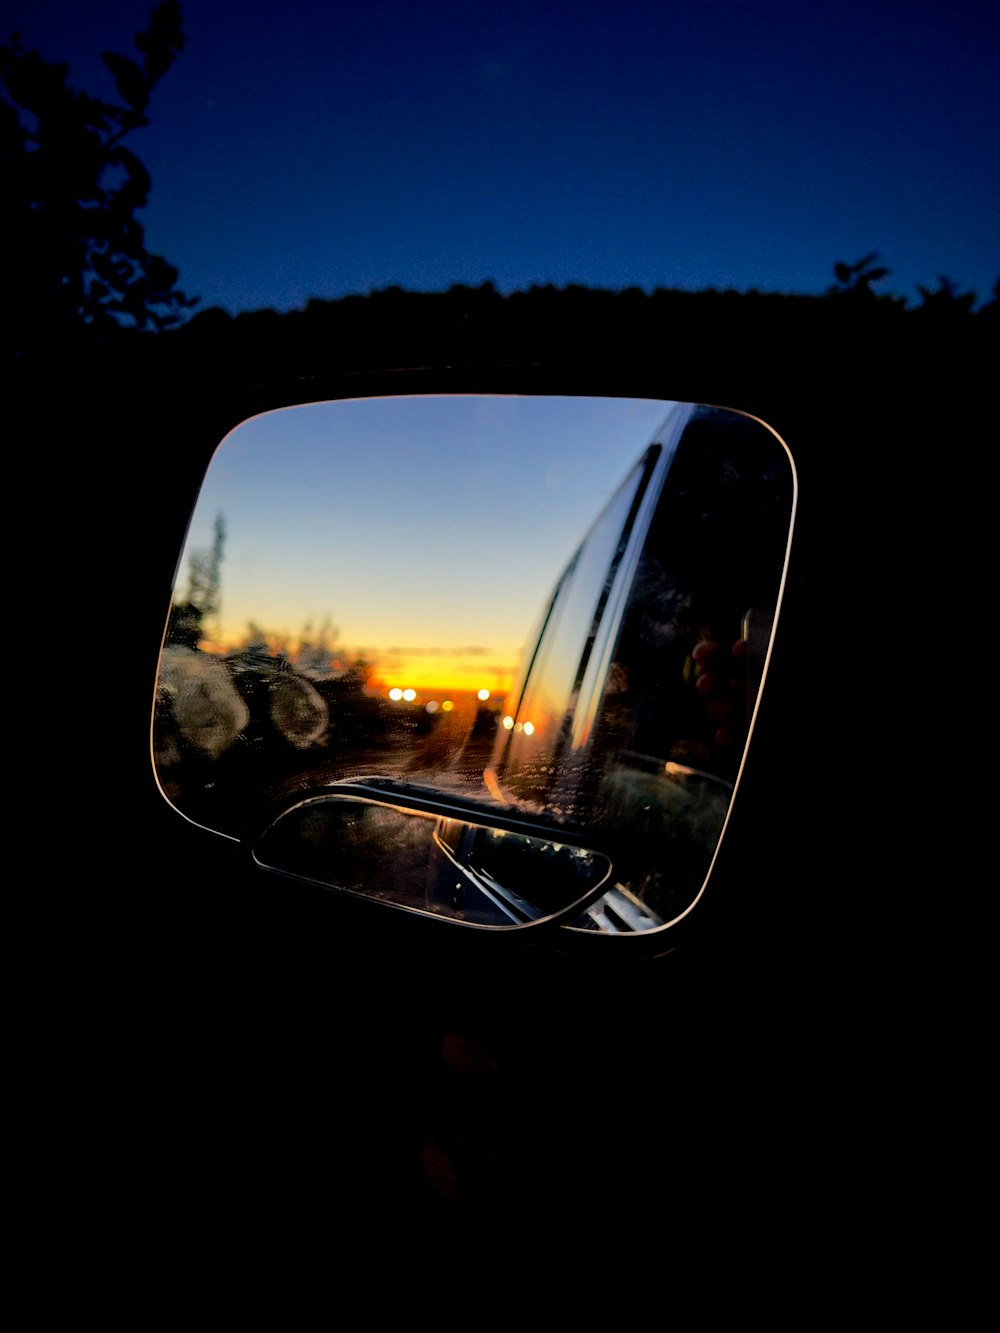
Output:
384,645,491,657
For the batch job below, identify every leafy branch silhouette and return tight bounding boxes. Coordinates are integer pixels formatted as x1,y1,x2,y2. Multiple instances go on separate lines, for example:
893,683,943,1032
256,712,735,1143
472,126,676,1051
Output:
1,2,197,361
828,252,891,298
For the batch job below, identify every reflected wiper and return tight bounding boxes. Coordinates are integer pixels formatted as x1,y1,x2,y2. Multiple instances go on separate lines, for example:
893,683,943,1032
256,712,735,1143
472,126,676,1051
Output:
432,824,546,925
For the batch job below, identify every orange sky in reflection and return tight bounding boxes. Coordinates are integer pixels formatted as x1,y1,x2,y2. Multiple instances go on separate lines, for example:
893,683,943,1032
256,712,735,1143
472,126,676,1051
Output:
200,626,516,699
364,652,515,697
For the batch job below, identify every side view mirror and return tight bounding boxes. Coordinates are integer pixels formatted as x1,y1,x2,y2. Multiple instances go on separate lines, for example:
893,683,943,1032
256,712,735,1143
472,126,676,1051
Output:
153,389,796,947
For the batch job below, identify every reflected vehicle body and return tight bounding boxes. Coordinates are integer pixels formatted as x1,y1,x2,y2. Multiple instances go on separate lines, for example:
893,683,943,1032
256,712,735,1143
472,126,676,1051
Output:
153,393,795,950
485,405,794,933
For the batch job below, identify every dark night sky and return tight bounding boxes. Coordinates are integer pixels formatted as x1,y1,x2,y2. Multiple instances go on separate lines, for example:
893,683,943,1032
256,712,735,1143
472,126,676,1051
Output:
8,0,998,313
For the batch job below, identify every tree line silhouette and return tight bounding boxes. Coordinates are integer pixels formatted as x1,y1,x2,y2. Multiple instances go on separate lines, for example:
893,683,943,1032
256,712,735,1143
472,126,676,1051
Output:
4,2,995,380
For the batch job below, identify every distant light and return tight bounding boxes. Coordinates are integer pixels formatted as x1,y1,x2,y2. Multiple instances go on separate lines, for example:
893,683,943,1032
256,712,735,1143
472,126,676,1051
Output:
513,722,523,733
523,721,535,736
425,700,439,714
477,688,491,701
442,700,454,712
502,715,514,730
403,688,417,701
388,687,403,701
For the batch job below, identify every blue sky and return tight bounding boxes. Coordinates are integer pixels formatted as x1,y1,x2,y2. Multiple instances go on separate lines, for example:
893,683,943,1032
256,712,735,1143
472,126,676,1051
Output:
11,0,999,313
180,394,675,689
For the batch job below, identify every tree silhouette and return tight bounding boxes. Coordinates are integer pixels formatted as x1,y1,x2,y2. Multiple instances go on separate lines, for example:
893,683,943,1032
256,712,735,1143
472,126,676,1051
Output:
915,275,977,316
1,2,196,363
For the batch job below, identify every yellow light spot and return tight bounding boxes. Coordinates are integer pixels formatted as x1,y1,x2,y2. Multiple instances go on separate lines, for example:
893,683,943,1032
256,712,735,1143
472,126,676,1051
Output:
442,700,454,712
513,722,523,733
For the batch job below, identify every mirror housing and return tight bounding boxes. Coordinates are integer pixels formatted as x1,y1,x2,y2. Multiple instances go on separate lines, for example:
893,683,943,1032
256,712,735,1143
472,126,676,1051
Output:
152,384,796,952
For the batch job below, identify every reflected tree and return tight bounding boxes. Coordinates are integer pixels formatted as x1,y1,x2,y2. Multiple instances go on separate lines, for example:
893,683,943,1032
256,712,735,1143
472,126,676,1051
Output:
184,512,226,622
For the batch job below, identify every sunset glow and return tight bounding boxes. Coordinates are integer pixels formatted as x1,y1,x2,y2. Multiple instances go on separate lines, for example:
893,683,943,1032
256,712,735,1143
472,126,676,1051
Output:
176,394,672,702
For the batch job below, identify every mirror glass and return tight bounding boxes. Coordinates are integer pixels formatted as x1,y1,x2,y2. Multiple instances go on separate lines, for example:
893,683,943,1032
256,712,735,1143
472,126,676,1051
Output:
254,791,612,928
153,394,794,933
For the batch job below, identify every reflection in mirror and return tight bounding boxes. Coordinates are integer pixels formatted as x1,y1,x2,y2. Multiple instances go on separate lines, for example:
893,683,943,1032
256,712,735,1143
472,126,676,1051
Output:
254,793,612,929
153,395,795,934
